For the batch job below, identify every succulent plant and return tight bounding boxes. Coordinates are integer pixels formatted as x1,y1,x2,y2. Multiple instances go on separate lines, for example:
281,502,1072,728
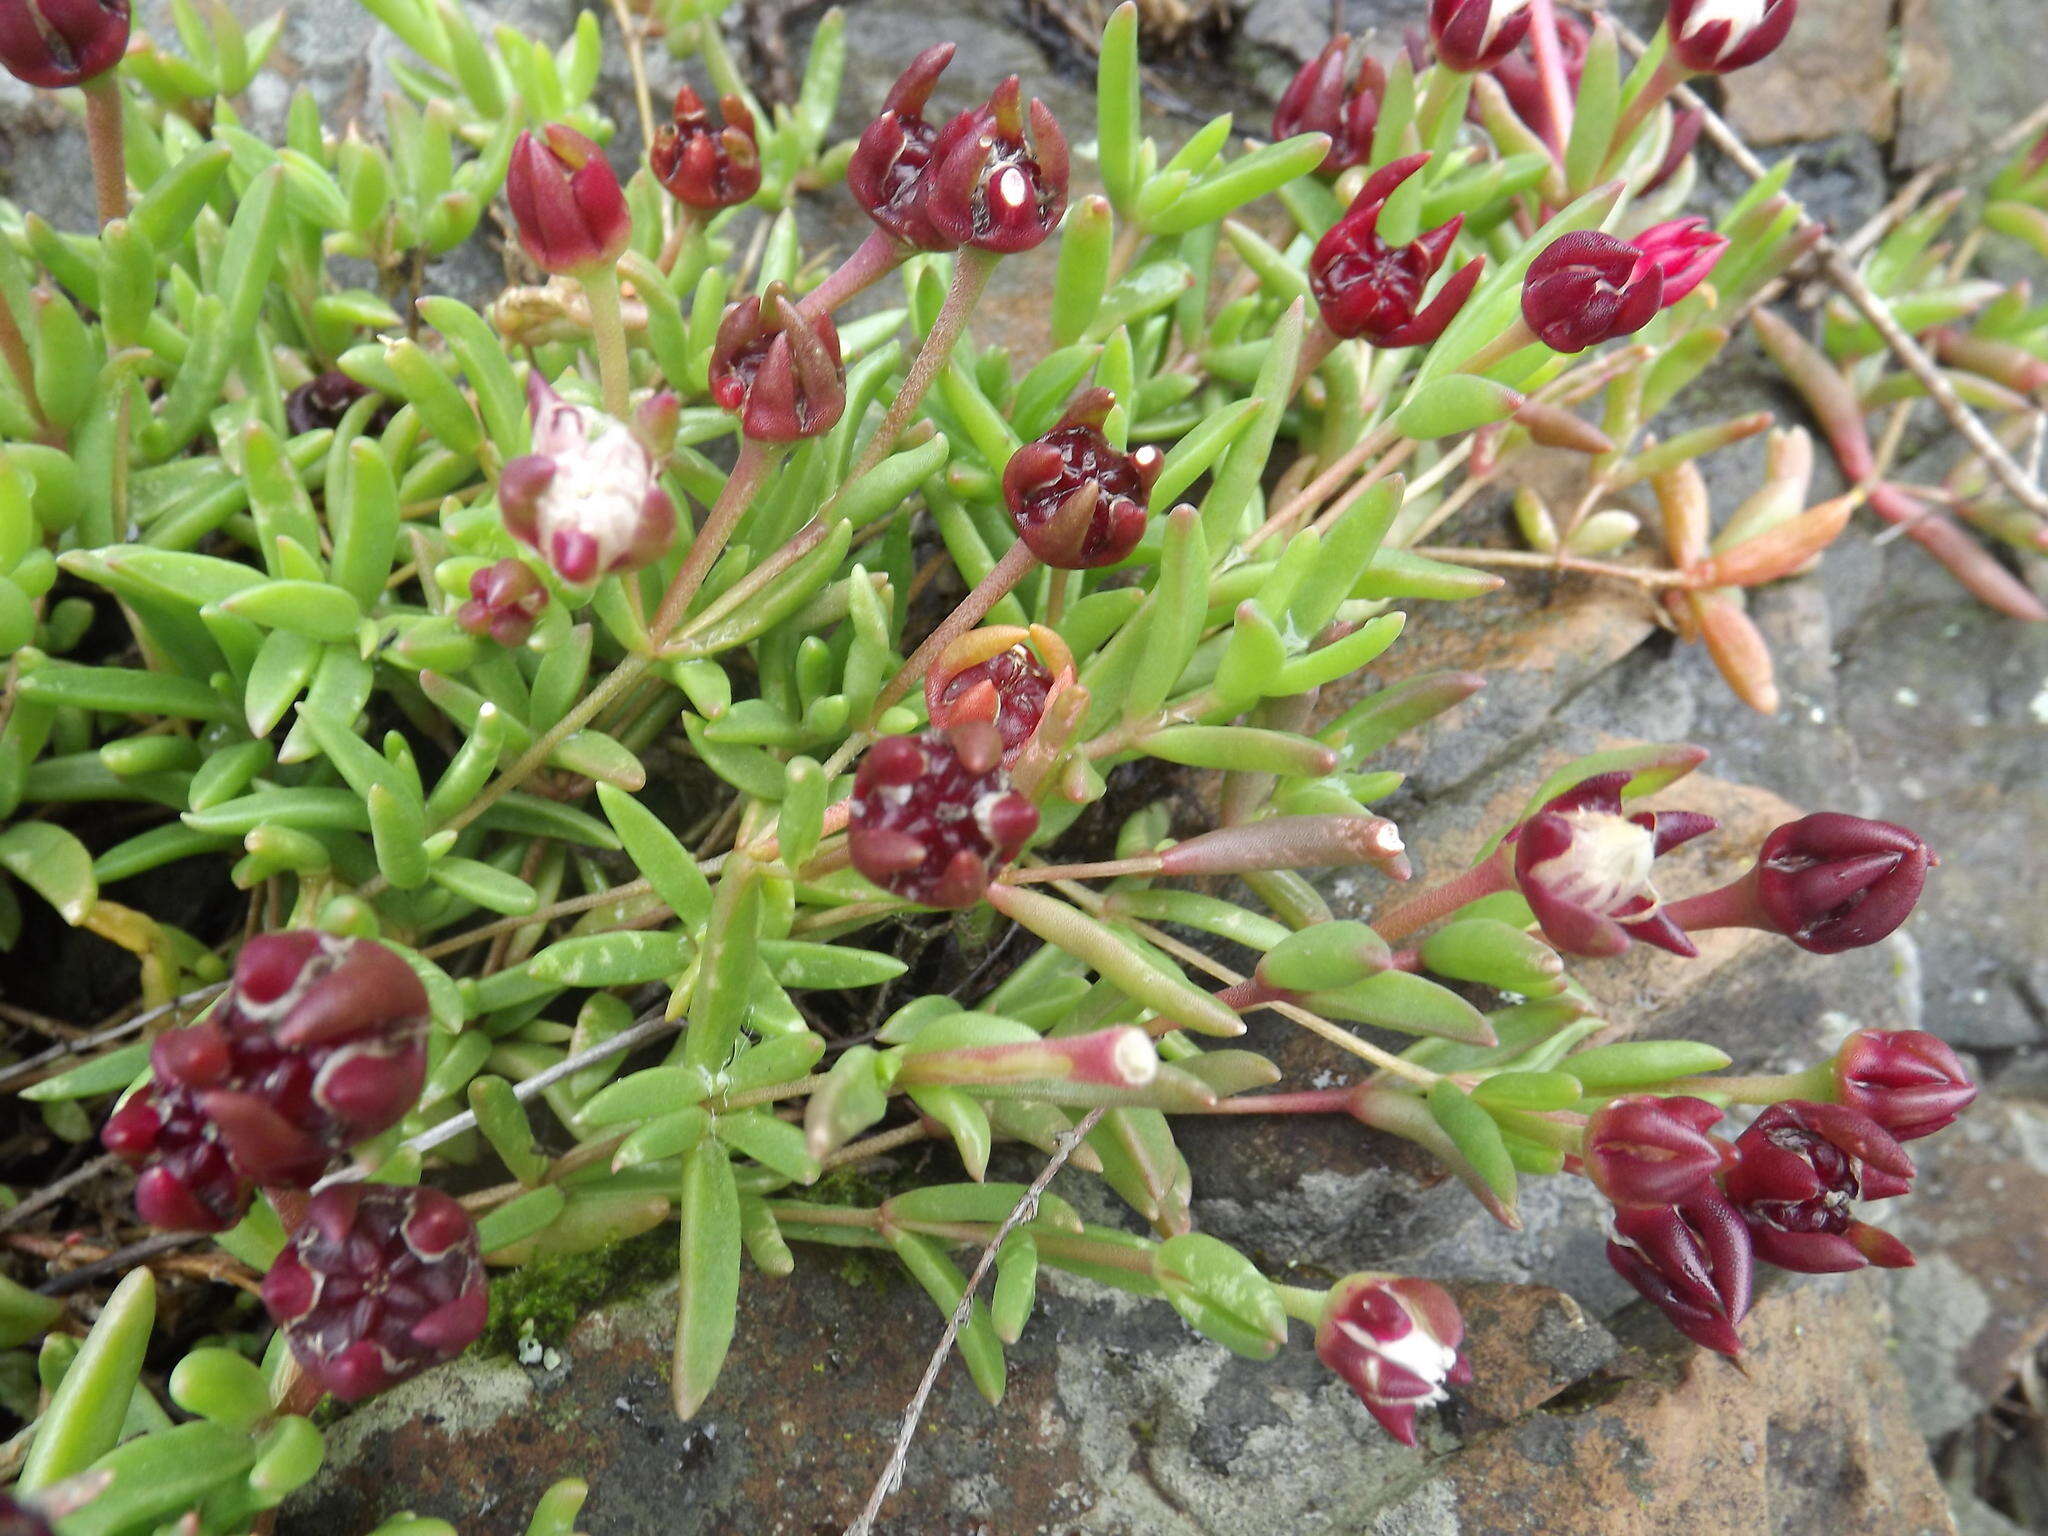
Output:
0,0,2017,1521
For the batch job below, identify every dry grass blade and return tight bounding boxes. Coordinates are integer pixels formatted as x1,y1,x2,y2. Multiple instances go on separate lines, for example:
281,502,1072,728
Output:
843,1105,1107,1536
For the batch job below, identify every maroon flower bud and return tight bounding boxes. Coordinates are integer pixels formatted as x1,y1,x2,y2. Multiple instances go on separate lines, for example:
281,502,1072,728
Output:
1001,388,1159,569
0,0,128,88
1429,0,1533,74
925,624,1074,764
1605,1187,1753,1354
1314,1275,1470,1446
925,76,1069,255
1832,1029,1976,1142
1754,814,1931,953
1584,1095,1728,1208
848,723,1039,908
1273,36,1387,174
102,934,430,1229
1309,153,1485,349
456,558,549,647
499,373,677,583
1667,0,1797,75
847,43,958,251
260,1183,487,1402
285,371,390,437
505,124,631,275
102,1074,251,1233
709,282,846,443
649,86,762,211
1509,771,1716,959
1633,217,1728,307
1724,1100,1915,1273
1520,231,1666,353
1487,14,1588,149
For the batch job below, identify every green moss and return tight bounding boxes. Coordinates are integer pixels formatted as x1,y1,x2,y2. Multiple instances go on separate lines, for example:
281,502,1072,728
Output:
478,1223,680,1357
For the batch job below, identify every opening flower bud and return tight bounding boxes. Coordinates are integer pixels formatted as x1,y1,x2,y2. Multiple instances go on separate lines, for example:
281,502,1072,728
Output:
1273,37,1387,174
1723,1100,1915,1273
848,723,1039,908
285,371,389,437
505,124,632,275
1668,0,1798,76
1314,1275,1470,1445
1509,771,1716,958
846,43,959,250
1631,217,1729,308
1831,1029,1976,1141
925,625,1073,763
709,283,847,443
1001,388,1157,568
499,373,677,584
260,1183,488,1402
1429,0,1534,74
650,86,762,211
925,77,1069,254
0,0,129,89
1310,154,1484,349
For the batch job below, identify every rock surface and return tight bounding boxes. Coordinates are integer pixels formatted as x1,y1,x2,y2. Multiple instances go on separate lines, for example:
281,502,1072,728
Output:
5,1,2045,1532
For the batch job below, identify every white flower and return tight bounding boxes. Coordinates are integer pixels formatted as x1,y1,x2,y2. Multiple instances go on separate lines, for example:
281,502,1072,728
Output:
502,377,675,584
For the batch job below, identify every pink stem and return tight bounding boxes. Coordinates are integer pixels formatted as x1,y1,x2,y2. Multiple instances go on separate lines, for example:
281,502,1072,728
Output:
848,247,999,483
1868,482,2047,620
1661,866,1773,935
871,537,1038,720
1200,1087,1355,1115
800,230,909,317
651,436,781,641
1369,850,1513,944
1529,0,1576,152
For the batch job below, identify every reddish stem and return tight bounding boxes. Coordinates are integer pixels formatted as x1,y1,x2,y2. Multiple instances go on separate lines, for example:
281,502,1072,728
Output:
1369,850,1513,944
1661,866,1771,935
800,229,909,317
870,538,1038,720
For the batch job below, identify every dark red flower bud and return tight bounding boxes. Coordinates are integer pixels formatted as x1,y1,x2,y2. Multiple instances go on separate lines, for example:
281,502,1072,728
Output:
847,43,958,250
285,371,390,437
1429,0,1532,73
925,624,1074,764
1667,0,1797,75
1584,1094,1727,1208
1273,36,1387,174
1605,1187,1753,1354
0,0,128,88
1310,153,1485,349
457,558,550,647
1486,14,1588,149
1754,813,1931,953
1724,1100,1915,1273
1314,1275,1470,1446
260,1183,487,1402
1509,770,1716,959
102,1076,250,1233
103,934,430,1229
925,76,1069,254
0,1494,54,1536
1521,231,1666,353
505,124,631,275
709,282,846,443
650,86,762,211
1001,388,1159,569
1832,1029,1976,1142
849,723,1039,908
1633,217,1728,307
